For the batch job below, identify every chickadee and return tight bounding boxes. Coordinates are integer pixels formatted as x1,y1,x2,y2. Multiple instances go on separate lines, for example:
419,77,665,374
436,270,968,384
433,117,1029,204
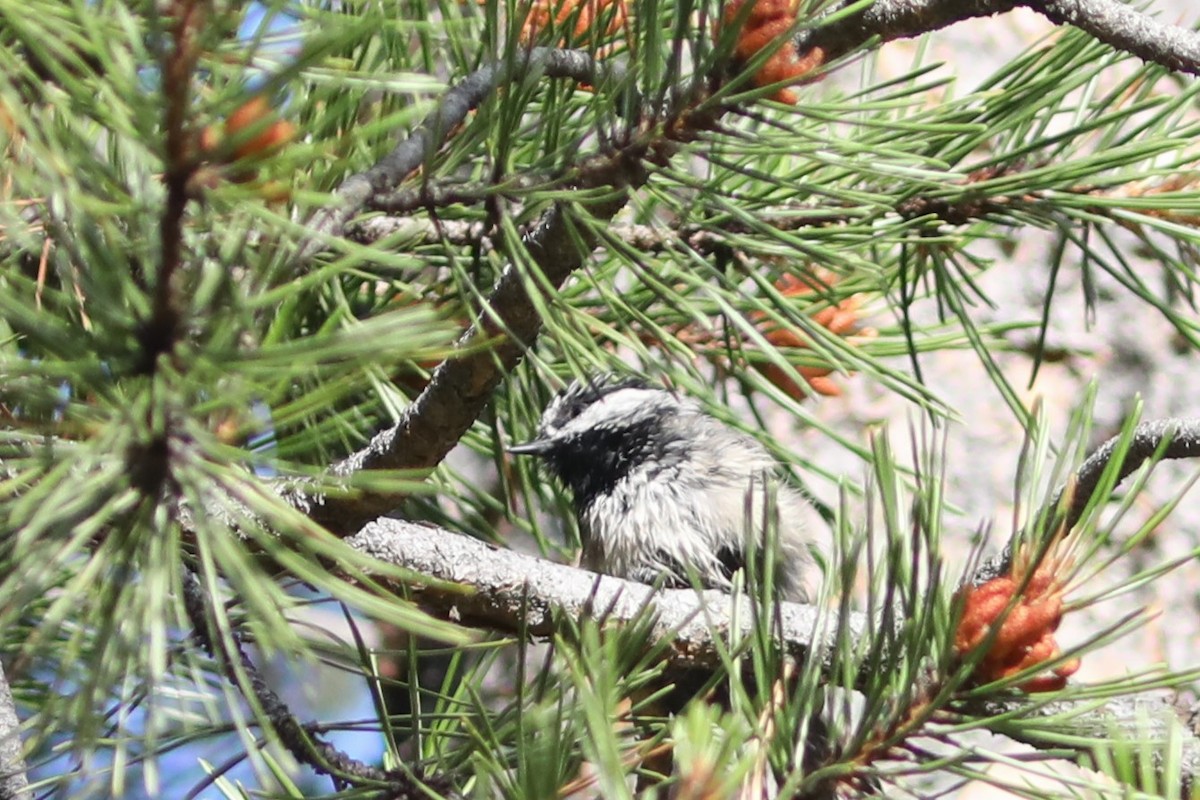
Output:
509,376,821,601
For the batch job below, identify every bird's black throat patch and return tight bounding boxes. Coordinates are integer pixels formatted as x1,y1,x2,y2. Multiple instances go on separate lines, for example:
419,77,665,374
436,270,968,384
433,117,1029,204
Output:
543,411,687,514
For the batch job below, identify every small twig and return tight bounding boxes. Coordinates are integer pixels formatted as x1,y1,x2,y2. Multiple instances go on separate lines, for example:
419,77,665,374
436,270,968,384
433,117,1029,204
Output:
0,661,29,800
556,738,675,797
180,569,437,796
347,216,490,247
370,172,553,215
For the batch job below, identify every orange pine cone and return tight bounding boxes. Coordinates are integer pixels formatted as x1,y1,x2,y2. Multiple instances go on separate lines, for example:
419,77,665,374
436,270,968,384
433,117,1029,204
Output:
520,0,627,46
223,96,295,160
201,96,294,164
635,269,865,401
750,272,864,399
954,566,1080,692
720,0,824,104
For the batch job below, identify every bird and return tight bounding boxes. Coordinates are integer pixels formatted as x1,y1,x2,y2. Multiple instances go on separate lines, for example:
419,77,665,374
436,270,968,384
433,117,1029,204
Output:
508,375,822,601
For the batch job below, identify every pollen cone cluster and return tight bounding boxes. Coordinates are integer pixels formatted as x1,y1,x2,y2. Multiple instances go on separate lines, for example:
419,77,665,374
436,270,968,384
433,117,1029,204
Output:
954,559,1080,693
720,0,825,104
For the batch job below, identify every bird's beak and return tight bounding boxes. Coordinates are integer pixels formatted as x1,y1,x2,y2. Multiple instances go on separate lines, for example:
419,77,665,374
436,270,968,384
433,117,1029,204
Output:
507,438,555,456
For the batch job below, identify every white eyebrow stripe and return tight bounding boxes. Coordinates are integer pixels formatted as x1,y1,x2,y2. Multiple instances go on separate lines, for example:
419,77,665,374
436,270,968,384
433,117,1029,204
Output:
550,387,680,438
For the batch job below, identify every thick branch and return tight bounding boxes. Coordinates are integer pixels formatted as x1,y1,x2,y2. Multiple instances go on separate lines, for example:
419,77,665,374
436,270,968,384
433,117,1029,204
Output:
797,0,1200,76
1037,0,1200,75
348,518,854,668
346,518,1200,788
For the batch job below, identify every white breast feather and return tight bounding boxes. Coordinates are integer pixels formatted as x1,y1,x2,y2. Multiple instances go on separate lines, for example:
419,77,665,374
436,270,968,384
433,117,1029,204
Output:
578,425,816,601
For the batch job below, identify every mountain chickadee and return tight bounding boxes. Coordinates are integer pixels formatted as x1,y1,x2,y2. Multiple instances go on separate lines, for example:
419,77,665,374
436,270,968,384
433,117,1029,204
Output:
509,376,821,601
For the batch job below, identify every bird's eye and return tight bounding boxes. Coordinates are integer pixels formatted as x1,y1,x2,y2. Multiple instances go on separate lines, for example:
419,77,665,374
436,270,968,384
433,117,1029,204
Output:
541,387,591,432
565,390,601,418
555,382,607,421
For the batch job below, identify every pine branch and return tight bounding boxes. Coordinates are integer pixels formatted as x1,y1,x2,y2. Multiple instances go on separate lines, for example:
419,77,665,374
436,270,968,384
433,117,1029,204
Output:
969,693,1200,795
0,662,29,800
795,0,1020,64
180,570,439,797
342,416,1200,792
293,104,724,534
347,176,1049,253
797,0,1200,76
347,518,851,670
1038,0,1200,75
345,517,1200,789
1063,418,1200,532
299,47,617,252
348,519,1200,791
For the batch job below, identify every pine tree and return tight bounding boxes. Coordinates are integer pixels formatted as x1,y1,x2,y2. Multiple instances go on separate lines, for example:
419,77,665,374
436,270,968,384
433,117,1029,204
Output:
2,0,1200,797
